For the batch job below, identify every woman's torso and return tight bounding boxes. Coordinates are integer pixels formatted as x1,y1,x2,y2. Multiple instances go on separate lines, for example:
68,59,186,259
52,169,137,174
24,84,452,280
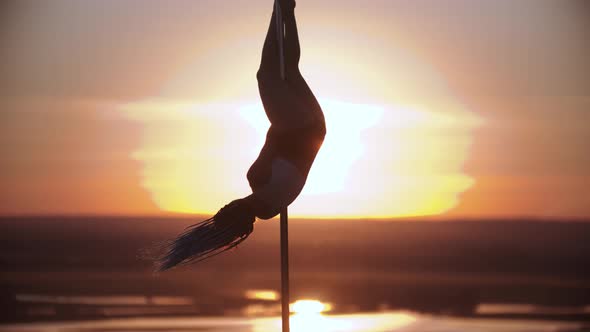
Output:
247,120,325,192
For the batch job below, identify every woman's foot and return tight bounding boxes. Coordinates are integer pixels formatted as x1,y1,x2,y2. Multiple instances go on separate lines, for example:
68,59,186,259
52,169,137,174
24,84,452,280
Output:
277,0,296,16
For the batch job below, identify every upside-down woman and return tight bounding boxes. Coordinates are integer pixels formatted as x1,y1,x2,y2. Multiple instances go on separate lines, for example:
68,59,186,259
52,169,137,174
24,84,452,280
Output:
158,0,325,270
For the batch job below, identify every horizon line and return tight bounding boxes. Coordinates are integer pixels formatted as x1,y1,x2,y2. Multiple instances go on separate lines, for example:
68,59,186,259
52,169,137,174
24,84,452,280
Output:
0,213,589,223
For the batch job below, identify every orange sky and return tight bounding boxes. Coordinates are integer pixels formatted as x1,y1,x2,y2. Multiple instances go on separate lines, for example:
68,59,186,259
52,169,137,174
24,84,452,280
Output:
1,1,589,219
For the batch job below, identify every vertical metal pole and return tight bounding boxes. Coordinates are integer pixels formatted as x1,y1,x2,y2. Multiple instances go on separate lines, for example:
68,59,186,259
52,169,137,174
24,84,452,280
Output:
275,2,289,332
280,207,290,332
276,1,286,81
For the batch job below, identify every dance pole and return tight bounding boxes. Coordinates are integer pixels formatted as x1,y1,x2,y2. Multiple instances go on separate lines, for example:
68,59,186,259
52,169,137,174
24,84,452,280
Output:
280,208,290,332
276,0,286,81
275,2,290,332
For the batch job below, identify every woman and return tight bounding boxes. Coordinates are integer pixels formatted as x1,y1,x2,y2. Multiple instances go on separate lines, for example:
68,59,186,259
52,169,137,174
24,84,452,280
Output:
158,0,325,271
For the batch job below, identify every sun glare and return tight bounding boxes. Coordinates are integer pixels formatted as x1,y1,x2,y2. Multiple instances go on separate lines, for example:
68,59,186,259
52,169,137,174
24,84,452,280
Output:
121,96,478,218
240,100,383,195
117,21,484,218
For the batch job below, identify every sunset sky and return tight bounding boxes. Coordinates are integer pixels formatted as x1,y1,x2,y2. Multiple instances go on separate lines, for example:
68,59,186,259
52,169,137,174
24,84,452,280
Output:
1,0,589,218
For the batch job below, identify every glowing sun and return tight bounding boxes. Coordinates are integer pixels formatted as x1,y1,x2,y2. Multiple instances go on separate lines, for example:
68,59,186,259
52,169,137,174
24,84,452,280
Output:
121,96,478,218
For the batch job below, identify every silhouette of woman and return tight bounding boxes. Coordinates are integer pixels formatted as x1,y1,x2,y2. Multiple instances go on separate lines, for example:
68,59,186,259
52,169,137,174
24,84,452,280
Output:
158,0,325,270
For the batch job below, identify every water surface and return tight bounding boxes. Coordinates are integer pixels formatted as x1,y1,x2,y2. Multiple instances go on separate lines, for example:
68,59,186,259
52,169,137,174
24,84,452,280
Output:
0,312,584,332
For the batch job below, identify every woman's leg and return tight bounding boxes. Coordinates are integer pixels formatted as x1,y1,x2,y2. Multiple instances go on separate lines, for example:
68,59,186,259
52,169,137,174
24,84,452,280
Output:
258,0,297,76
282,11,325,126
258,6,281,77
282,6,301,79
257,1,322,131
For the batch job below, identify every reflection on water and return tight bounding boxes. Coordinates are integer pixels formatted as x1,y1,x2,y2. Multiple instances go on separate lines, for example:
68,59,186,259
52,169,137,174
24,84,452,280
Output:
14,294,200,318
16,294,195,306
477,303,590,316
244,290,279,301
0,313,416,332
290,300,332,315
0,312,584,332
252,312,417,332
10,293,590,330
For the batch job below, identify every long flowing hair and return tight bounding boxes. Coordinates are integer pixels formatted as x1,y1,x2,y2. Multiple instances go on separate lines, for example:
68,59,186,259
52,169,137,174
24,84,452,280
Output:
156,200,255,271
